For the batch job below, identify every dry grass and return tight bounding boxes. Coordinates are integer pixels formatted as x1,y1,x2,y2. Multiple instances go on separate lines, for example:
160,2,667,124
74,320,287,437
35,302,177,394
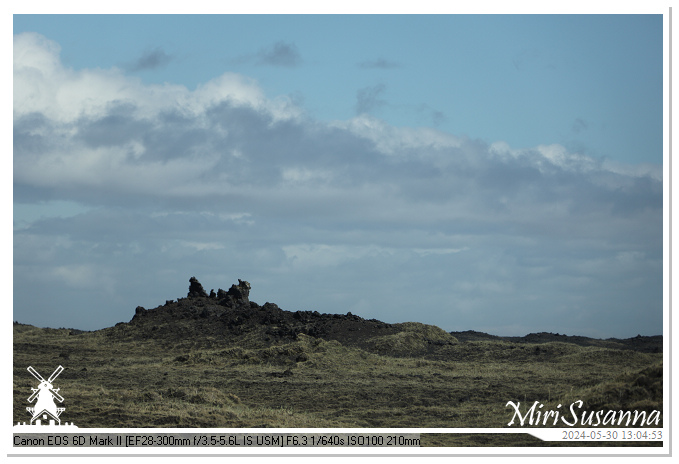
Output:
13,322,662,447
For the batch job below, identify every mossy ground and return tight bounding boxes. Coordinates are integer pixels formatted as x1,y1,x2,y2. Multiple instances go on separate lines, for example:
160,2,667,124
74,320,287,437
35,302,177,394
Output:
13,322,662,447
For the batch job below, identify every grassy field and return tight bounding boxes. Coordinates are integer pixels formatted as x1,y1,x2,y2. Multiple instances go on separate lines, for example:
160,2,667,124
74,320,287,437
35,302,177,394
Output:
13,312,662,447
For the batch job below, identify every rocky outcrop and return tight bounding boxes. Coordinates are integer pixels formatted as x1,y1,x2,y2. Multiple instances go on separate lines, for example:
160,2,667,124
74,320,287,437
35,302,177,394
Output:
120,277,662,359
125,277,397,350
186,277,252,305
187,277,208,298
229,279,251,302
214,279,251,306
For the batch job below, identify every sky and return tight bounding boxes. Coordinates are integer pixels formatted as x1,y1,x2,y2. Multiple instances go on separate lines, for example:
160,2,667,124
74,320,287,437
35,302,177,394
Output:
12,13,666,338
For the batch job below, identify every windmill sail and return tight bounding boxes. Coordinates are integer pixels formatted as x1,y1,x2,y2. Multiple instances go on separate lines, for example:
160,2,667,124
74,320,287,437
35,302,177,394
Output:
49,389,64,403
48,366,64,383
27,366,44,382
27,389,40,403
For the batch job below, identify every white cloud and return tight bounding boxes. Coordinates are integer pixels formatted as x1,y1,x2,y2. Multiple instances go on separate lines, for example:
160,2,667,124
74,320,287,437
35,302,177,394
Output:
14,32,301,125
13,33,663,338
535,143,600,172
491,140,601,175
333,114,462,156
601,159,663,182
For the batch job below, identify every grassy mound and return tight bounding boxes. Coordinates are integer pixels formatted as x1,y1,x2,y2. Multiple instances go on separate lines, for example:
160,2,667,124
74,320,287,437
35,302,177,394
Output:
365,322,458,355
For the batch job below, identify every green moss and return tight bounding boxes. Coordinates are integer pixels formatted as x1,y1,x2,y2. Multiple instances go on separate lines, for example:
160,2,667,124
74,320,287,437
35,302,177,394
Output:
366,322,458,355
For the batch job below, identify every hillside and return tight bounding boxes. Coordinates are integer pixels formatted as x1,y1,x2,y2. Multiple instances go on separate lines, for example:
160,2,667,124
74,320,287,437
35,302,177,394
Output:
13,278,663,447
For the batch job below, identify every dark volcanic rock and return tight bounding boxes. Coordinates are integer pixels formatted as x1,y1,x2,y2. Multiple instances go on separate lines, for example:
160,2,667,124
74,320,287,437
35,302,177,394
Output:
214,280,251,307
115,277,662,357
122,277,397,350
451,330,663,353
187,277,208,298
223,279,250,305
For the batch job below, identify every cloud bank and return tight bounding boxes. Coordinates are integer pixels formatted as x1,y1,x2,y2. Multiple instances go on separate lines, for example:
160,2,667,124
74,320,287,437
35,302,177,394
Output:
13,33,662,338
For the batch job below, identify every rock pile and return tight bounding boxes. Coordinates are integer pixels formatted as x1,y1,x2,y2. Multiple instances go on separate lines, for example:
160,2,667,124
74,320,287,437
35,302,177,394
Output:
224,279,251,305
125,276,397,350
186,277,251,306
187,276,208,298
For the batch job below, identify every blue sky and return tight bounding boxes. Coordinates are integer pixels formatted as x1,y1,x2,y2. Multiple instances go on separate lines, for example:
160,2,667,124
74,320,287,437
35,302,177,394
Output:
12,13,666,337
14,14,662,165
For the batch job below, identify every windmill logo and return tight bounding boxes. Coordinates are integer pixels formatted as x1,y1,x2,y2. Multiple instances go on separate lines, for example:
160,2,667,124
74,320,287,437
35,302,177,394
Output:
15,365,77,427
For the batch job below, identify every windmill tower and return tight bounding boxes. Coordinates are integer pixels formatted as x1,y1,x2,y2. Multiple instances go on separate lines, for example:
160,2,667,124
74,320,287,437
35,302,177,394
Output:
26,366,65,425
